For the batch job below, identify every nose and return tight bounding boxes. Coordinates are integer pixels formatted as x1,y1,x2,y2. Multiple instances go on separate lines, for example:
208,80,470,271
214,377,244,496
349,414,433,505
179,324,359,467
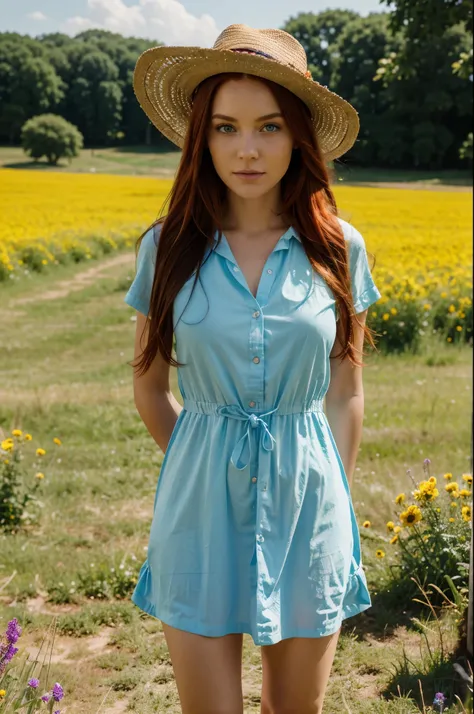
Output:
238,132,259,159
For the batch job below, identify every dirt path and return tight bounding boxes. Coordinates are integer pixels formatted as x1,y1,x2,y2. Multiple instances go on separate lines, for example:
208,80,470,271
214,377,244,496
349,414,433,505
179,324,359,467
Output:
9,252,134,306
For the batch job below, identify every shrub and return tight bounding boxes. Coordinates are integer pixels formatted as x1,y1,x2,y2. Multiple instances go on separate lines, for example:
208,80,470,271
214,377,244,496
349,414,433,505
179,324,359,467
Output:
21,114,84,166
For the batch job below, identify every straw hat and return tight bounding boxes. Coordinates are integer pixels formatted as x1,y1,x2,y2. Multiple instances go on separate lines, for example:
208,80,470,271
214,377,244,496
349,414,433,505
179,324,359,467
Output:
133,23,360,162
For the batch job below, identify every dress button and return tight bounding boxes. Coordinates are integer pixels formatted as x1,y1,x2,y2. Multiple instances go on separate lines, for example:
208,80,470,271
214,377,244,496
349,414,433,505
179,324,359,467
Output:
233,266,239,272
251,477,257,483
249,400,256,408
253,310,260,318
253,356,260,364
267,269,273,274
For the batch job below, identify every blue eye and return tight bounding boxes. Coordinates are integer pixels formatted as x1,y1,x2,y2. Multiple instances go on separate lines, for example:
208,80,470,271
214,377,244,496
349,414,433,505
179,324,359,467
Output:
215,123,281,133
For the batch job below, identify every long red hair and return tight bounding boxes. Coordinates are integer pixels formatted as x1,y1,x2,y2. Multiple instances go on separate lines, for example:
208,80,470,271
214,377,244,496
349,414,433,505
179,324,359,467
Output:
131,72,379,377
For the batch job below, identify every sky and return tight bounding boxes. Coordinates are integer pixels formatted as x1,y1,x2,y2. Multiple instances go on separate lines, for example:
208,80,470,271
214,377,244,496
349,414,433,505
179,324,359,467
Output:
1,0,391,46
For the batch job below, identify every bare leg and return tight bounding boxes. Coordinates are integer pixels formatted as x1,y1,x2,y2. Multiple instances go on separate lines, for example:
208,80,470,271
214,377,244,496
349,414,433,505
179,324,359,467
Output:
162,622,244,714
260,627,341,714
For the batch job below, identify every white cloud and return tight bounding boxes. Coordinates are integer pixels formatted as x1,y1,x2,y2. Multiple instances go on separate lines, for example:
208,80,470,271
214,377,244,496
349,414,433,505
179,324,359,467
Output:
60,0,219,46
27,11,48,21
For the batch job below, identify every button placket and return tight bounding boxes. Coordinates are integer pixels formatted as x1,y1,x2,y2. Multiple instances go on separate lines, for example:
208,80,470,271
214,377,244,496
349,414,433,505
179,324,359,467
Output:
248,301,264,410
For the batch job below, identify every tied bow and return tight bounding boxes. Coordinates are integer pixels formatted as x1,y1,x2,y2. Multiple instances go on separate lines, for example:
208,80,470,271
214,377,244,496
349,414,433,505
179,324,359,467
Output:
216,404,279,470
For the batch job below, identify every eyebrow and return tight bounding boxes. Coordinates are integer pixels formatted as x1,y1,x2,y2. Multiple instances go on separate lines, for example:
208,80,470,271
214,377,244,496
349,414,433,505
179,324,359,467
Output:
211,112,283,121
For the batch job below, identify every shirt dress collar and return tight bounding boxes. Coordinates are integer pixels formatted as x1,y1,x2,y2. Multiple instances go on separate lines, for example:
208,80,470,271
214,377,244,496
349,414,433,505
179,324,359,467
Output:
211,226,301,264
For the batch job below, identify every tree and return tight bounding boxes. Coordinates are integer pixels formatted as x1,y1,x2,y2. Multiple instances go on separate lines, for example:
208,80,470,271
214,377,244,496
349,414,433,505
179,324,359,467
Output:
21,113,83,165
0,35,64,143
283,10,360,86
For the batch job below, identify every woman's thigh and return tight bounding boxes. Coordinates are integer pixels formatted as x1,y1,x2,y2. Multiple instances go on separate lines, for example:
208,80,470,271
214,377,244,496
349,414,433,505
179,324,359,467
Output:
161,622,244,714
260,627,342,714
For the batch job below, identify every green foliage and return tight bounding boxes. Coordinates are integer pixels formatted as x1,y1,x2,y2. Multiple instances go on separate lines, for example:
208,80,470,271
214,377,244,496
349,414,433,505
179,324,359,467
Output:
1,18,472,168
0,432,47,534
376,460,472,605
20,113,83,165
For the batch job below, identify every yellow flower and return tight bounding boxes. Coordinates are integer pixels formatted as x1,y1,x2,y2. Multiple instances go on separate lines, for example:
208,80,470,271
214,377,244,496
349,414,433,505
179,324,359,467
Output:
0,689,6,697
459,489,471,498
450,501,458,508
11,429,23,437
400,505,422,527
445,482,460,494
448,304,456,313
393,526,402,533
428,476,437,484
390,534,399,544
461,506,471,522
24,433,33,440
382,313,390,321
414,480,439,502
395,493,406,505
53,437,62,446
449,517,455,523
376,549,385,558
363,520,371,528
35,472,45,480
462,474,472,484
1,439,14,451
444,473,453,481
36,448,46,456
386,521,395,531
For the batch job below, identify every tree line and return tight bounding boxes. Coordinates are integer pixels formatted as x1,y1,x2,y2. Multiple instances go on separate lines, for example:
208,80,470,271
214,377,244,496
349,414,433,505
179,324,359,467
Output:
0,4,472,169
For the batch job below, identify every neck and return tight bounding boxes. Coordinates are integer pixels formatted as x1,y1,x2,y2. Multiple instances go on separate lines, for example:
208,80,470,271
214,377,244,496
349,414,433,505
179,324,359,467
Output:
222,186,286,235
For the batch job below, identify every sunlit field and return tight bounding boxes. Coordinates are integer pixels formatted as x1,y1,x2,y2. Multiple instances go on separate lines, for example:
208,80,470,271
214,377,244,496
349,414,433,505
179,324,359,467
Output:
0,164,472,711
1,167,472,351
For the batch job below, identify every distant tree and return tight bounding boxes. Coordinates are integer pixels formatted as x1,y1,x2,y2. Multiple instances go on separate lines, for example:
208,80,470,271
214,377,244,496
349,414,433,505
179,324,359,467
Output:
0,35,64,143
283,10,360,86
21,113,83,165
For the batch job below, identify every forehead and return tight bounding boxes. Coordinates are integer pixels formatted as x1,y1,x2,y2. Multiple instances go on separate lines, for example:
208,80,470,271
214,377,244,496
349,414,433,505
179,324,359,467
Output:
212,76,278,110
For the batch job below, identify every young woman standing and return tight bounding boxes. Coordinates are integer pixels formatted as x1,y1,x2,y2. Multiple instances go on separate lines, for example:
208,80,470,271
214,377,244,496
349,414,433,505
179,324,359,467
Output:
125,23,382,714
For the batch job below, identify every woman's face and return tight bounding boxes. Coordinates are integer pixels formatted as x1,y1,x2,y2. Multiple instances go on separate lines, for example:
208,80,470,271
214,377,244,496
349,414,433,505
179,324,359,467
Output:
206,76,294,200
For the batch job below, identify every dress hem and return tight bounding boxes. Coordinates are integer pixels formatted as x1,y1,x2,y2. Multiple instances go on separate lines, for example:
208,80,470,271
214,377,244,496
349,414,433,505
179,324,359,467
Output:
130,567,373,647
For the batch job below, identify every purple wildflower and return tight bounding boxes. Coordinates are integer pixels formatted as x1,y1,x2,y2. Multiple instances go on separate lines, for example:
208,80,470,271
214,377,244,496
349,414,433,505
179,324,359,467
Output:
0,642,19,674
5,618,22,644
28,678,40,688
433,692,446,708
424,458,431,466
54,711,61,714
52,683,64,702
41,693,51,703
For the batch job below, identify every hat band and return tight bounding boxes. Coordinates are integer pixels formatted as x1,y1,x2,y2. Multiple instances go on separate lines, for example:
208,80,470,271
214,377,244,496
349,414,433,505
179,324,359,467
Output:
230,48,276,61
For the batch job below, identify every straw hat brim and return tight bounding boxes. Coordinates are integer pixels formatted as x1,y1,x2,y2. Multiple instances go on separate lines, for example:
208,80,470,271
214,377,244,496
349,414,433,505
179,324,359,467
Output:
133,46,360,162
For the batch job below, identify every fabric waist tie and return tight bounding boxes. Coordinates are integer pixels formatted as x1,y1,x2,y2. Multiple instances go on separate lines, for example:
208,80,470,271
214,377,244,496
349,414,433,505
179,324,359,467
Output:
182,398,325,471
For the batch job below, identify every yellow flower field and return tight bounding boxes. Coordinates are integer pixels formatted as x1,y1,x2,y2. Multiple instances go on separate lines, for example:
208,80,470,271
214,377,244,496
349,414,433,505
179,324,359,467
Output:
0,168,173,270
0,168,472,344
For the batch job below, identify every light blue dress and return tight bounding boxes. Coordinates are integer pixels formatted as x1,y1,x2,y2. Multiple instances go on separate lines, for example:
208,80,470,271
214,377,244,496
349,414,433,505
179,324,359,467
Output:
124,218,382,646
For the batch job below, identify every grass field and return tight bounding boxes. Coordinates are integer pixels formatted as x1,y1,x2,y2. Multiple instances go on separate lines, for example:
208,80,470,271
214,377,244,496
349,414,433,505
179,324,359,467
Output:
0,224,472,713
0,144,472,187
0,154,472,712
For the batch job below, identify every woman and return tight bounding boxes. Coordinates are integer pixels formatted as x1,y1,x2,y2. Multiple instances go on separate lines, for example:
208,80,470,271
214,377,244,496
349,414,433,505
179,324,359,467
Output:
124,23,382,714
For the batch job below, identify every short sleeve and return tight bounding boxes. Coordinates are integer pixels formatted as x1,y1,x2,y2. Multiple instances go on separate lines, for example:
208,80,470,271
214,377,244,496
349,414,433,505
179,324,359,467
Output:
124,224,160,316
344,220,382,314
